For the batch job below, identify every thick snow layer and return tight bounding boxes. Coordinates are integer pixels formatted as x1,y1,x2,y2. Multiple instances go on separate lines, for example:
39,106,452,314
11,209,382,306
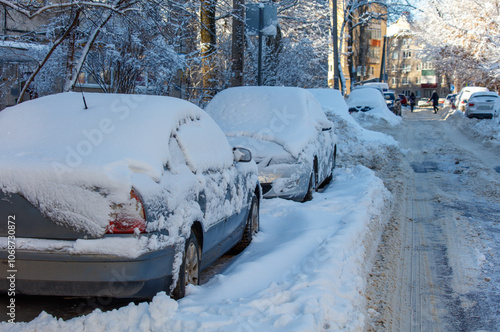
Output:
309,88,399,164
205,86,332,158
0,93,234,236
1,89,403,331
347,88,402,127
3,166,392,331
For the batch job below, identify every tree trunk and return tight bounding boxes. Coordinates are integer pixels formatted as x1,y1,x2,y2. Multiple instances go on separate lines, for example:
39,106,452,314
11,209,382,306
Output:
231,0,244,87
200,0,217,100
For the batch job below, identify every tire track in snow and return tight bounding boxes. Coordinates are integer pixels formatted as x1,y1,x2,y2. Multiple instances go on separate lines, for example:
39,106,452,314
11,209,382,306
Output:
366,107,495,331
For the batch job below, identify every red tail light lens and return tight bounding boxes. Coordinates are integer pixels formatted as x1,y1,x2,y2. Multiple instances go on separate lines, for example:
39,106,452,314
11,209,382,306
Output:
468,103,474,107
106,189,146,234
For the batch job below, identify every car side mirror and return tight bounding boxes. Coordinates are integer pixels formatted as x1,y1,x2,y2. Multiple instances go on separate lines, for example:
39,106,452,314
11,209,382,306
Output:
233,147,252,163
322,126,332,131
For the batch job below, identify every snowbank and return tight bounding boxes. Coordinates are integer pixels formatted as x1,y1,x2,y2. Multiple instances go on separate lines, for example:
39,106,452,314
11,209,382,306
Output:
3,166,392,331
308,88,399,168
1,88,404,330
448,109,500,150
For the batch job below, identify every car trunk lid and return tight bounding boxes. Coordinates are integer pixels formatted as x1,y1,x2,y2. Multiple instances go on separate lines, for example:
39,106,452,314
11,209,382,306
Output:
0,190,97,240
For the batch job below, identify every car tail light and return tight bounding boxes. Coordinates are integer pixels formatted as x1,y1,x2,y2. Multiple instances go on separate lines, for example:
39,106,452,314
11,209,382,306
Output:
106,189,146,234
468,103,474,107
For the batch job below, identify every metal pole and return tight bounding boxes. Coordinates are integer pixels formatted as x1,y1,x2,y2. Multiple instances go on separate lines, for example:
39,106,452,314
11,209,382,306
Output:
332,0,339,90
379,36,387,82
231,0,245,87
257,5,263,86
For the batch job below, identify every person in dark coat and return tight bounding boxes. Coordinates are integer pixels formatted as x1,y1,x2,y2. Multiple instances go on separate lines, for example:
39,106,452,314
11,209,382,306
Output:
409,92,416,112
429,90,439,113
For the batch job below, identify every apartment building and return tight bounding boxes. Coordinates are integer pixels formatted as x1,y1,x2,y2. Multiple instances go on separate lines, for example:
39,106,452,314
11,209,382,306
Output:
328,1,387,93
385,16,450,100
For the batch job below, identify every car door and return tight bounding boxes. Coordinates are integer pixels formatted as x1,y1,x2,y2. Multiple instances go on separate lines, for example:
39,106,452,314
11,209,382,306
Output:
174,116,237,267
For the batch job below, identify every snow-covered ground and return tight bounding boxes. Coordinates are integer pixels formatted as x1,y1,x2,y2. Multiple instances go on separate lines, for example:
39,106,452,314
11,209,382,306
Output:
2,100,499,331
1,93,399,331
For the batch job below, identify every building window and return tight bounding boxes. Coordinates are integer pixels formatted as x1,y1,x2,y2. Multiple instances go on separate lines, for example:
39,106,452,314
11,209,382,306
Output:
370,66,375,75
416,91,421,98
403,38,412,46
441,76,446,84
415,77,421,84
403,51,412,59
392,52,399,60
392,64,397,72
402,77,409,85
369,47,381,58
403,64,411,73
422,62,434,70
369,29,382,39
392,38,398,46
416,63,421,71
391,77,398,85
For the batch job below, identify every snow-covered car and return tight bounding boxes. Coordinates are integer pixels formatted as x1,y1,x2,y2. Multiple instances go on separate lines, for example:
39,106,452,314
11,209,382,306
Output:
347,87,388,113
383,90,402,116
465,91,499,119
443,93,457,108
351,85,385,97
455,86,489,112
398,94,408,106
417,99,432,107
363,82,389,92
0,93,260,299
205,86,337,202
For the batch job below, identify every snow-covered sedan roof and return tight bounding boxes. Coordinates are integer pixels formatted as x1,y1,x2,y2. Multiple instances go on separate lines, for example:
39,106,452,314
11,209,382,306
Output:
205,86,332,158
0,93,233,236
0,92,232,180
347,87,387,109
469,91,498,99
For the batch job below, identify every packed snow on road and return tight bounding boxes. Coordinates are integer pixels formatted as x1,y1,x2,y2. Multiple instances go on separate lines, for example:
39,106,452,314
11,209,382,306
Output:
2,100,500,331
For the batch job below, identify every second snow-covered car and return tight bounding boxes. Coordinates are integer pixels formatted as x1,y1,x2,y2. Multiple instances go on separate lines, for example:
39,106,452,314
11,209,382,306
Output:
455,86,489,112
465,91,499,119
347,87,388,113
205,86,337,202
0,93,260,299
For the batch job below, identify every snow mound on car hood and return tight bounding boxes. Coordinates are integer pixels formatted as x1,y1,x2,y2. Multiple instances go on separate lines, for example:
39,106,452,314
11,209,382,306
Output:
0,93,233,236
205,86,333,158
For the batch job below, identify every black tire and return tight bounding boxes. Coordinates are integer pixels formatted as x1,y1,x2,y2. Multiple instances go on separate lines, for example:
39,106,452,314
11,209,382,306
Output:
320,145,337,188
232,195,259,254
303,171,315,202
171,232,200,300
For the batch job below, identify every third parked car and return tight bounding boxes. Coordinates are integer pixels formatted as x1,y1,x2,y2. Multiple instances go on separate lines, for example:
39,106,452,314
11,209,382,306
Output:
465,91,499,119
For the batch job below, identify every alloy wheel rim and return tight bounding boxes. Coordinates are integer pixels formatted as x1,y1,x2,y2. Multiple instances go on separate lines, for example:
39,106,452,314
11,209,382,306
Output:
251,201,259,235
185,242,199,285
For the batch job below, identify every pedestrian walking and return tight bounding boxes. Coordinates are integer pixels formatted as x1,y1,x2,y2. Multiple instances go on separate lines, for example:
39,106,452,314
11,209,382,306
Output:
429,90,439,113
409,92,416,112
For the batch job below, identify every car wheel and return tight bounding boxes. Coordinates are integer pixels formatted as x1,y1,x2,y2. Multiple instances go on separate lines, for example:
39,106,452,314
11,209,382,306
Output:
320,145,337,188
232,195,259,253
171,232,200,299
303,171,315,202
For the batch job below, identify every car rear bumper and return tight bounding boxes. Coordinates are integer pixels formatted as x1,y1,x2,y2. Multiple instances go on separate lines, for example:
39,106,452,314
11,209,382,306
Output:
467,112,494,119
0,237,176,298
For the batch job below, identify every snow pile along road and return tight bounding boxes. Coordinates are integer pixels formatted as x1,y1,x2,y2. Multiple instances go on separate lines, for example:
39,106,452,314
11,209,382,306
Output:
2,89,401,331
4,166,391,331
